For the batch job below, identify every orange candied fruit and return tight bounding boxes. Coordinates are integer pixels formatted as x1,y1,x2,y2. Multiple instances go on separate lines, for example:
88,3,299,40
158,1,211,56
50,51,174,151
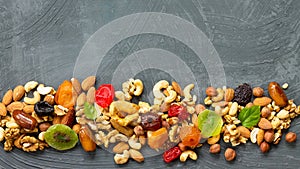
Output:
180,126,201,148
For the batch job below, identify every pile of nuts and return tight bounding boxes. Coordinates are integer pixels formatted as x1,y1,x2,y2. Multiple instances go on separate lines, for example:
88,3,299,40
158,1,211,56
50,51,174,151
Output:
0,77,299,165
204,82,299,161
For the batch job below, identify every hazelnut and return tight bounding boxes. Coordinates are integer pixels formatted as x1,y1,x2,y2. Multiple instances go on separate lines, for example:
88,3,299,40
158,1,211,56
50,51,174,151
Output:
260,141,270,153
264,130,275,143
39,122,51,132
285,132,297,143
253,87,264,97
245,102,254,108
224,148,236,161
209,144,221,154
206,87,217,97
261,107,271,118
195,104,206,114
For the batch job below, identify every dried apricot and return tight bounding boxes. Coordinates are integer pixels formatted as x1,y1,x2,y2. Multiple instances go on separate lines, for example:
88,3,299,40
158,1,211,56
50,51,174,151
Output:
180,126,201,147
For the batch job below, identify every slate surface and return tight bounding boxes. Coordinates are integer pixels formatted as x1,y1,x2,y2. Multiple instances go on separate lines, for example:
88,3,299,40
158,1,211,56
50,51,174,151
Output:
0,0,300,168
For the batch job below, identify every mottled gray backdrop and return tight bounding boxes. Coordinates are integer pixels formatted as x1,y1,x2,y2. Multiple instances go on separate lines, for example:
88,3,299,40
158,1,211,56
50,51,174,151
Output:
0,0,300,168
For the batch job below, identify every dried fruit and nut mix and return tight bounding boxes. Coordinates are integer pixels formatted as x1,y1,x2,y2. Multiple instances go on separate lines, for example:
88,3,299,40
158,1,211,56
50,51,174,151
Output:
0,77,299,165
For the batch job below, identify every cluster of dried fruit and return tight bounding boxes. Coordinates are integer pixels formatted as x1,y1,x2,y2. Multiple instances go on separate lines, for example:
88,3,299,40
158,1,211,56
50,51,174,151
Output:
0,77,299,165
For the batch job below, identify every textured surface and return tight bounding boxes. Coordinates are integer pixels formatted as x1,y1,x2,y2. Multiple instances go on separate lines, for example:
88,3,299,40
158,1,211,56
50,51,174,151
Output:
1,0,300,168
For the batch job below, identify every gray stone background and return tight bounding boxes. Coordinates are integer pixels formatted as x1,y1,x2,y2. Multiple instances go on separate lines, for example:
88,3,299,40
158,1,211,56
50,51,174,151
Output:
0,0,300,168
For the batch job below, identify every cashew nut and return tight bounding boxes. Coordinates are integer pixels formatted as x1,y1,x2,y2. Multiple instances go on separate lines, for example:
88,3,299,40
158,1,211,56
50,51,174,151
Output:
153,80,169,99
180,150,197,162
37,84,55,95
24,91,41,105
133,79,143,96
0,127,4,142
212,88,224,102
115,91,125,101
250,128,259,143
114,150,130,164
164,86,177,103
24,81,38,92
183,84,194,101
110,133,129,143
128,135,142,150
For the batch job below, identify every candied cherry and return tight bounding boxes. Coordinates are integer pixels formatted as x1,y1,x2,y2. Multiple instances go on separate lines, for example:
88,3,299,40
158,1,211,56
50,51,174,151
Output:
163,146,182,163
95,84,115,108
168,104,189,120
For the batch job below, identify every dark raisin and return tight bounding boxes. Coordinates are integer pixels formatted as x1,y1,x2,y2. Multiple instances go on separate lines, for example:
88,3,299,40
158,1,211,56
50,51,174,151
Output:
232,83,252,106
140,112,162,131
34,101,54,116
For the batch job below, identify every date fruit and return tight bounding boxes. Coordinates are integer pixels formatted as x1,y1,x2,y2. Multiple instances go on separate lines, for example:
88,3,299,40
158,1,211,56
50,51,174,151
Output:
12,110,37,130
268,82,288,107
79,125,96,152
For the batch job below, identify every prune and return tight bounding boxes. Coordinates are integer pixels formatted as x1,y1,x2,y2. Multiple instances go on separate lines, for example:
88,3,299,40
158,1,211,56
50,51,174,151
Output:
140,112,162,131
232,83,252,106
34,101,54,116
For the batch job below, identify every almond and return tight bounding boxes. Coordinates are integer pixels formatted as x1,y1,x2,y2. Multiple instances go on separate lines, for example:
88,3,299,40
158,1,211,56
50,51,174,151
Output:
76,93,87,107
258,118,272,130
61,109,75,127
7,101,24,112
2,89,13,105
71,78,82,95
172,81,183,96
225,88,235,102
113,142,130,154
86,87,95,104
81,76,96,91
0,103,7,116
257,129,265,145
13,85,25,101
253,97,272,106
129,149,144,163
237,126,250,138
23,105,34,114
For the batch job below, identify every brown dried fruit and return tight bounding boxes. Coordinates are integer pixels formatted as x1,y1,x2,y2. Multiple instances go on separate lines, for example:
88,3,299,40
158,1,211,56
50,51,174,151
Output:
110,119,133,137
225,88,235,102
258,118,272,130
224,148,236,161
253,97,272,107
81,76,96,91
52,116,62,124
260,141,270,153
285,132,297,143
209,144,221,154
0,103,7,116
79,125,96,152
61,109,75,127
13,85,25,101
2,89,13,105
268,82,288,107
206,87,217,97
